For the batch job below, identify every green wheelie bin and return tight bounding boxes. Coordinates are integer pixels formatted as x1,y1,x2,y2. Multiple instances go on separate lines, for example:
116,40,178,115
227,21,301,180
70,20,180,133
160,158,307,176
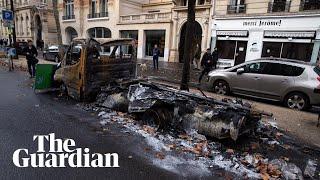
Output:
34,64,56,90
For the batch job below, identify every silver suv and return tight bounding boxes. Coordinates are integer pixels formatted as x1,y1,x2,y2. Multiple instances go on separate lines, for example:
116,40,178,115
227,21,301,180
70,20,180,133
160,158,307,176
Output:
208,58,320,110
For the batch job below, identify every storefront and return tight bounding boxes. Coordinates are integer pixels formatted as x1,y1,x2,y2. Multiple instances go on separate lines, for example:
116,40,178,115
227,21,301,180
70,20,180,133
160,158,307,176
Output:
212,14,320,67
145,30,166,58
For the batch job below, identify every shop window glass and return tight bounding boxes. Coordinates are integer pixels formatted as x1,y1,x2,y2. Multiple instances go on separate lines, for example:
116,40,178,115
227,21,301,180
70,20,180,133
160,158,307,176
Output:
281,43,313,62
120,30,138,55
262,42,281,58
217,40,236,59
120,30,138,40
145,30,165,57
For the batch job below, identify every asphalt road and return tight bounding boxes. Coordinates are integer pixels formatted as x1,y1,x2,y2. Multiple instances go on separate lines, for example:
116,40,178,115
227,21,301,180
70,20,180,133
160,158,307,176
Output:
0,67,184,180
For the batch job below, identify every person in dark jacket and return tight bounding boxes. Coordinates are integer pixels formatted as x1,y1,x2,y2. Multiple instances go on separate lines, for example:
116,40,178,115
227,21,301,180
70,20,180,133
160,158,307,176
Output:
24,40,38,78
199,48,213,83
152,44,160,70
211,47,218,69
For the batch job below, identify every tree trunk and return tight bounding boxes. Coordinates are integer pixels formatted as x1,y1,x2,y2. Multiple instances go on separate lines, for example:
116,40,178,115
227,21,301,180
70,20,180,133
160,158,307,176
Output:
180,0,196,91
52,0,62,44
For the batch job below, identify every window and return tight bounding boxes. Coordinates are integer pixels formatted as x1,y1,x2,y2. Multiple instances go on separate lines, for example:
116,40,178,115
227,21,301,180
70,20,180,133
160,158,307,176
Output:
281,43,313,62
87,27,111,38
217,40,236,59
281,64,305,76
198,0,205,5
259,62,304,76
260,63,282,75
301,0,320,11
145,30,165,57
262,42,314,62
268,0,290,13
65,0,74,18
228,0,246,13
90,0,97,15
245,62,267,74
100,0,108,13
262,42,282,58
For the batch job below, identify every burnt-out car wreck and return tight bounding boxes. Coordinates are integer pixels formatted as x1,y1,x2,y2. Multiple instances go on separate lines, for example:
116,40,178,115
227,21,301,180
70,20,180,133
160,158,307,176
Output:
53,37,272,141
96,81,272,141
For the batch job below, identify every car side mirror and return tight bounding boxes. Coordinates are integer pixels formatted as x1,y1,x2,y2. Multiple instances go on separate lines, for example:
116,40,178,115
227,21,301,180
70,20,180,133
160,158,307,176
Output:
237,68,245,74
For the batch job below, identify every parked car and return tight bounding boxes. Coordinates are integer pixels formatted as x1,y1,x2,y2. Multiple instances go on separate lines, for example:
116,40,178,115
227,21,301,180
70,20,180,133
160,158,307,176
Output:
208,58,320,110
43,45,69,62
14,41,28,55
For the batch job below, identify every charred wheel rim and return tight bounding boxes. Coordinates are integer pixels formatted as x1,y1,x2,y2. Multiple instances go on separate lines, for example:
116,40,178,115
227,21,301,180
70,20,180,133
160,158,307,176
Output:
214,81,228,95
287,95,305,110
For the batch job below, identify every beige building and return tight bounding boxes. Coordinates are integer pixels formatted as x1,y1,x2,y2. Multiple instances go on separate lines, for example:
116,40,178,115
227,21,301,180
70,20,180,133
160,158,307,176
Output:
0,0,59,46
212,0,320,66
58,0,213,62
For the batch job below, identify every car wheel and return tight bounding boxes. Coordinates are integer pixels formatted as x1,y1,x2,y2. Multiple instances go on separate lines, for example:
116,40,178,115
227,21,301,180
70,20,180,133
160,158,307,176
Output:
213,80,230,95
55,56,59,63
284,92,310,110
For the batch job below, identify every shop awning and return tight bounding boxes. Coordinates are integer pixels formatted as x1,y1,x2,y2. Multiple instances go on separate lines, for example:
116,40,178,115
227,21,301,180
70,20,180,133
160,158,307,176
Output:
264,31,316,38
217,30,248,37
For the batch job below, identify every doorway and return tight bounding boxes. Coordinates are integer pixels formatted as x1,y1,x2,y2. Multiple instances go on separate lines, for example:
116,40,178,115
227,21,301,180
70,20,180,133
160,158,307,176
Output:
179,21,202,63
235,41,247,65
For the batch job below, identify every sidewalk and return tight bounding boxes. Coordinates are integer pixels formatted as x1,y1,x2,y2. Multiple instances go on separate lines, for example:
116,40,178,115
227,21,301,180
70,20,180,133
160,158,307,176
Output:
0,56,57,71
137,59,202,85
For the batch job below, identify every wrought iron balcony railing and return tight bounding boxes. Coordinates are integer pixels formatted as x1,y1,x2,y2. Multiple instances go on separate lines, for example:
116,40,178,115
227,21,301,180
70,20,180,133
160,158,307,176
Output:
268,1,291,13
62,15,75,20
227,4,246,14
87,12,109,19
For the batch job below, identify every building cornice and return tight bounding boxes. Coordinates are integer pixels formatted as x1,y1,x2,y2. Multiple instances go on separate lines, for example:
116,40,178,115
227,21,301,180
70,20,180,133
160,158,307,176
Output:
173,4,212,11
214,12,320,20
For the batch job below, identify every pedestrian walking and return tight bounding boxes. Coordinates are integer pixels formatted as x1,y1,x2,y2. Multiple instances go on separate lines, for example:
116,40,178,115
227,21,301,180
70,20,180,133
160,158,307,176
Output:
211,47,218,70
199,48,213,83
193,44,201,70
24,40,38,78
153,44,160,70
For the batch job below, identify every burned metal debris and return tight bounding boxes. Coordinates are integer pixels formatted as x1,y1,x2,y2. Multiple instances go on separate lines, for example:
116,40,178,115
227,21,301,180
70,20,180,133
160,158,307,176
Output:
97,81,272,141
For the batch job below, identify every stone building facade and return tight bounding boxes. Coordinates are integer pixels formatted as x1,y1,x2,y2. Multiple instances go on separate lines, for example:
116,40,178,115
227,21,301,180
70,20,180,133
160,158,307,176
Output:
212,0,320,66
58,0,213,62
0,0,59,47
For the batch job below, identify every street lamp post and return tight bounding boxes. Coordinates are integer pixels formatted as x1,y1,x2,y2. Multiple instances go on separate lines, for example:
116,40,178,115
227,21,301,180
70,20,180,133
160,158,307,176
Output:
10,0,16,46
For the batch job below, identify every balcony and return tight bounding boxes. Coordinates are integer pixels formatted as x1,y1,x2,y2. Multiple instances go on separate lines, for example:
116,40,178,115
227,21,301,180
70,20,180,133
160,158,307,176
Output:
227,4,246,14
62,15,75,20
119,12,171,24
268,1,291,13
87,12,109,19
300,0,320,11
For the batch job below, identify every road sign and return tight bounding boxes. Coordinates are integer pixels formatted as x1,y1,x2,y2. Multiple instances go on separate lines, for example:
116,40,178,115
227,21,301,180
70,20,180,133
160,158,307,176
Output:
2,10,13,21
3,20,13,28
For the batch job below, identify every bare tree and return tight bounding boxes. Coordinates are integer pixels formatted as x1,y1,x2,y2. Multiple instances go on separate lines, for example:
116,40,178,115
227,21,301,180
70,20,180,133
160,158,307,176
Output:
52,0,62,44
180,0,196,91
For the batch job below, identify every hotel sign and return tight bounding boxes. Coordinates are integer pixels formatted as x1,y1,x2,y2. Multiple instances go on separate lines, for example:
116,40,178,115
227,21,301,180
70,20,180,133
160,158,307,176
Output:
243,19,282,27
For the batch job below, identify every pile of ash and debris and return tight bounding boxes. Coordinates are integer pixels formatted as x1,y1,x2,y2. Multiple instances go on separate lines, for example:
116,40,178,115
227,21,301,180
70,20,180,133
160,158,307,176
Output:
79,81,319,179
